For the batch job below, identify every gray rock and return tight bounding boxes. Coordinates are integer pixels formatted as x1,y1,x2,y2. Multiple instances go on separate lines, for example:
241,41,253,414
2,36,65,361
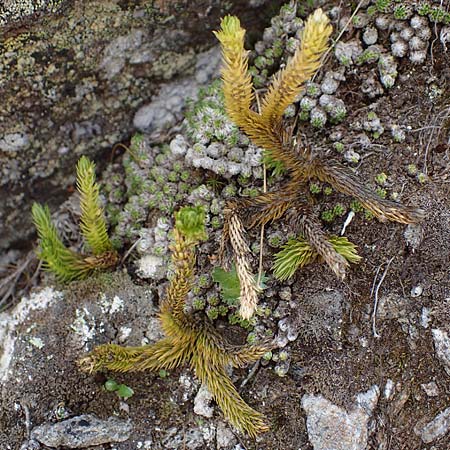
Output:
432,328,450,376
193,383,214,418
30,414,132,448
0,132,30,153
404,223,423,250
420,381,439,397
216,421,237,449
134,78,196,135
415,407,450,443
302,385,379,450
100,29,145,79
133,48,221,138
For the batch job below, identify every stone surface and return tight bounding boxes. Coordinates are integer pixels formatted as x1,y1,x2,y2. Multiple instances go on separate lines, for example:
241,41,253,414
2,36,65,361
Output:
31,414,132,447
0,0,265,252
432,328,450,376
415,407,450,444
193,383,214,418
302,385,379,450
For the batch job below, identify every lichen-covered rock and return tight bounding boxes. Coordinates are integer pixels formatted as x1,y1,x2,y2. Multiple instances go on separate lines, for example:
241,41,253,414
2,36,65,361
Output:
415,407,450,444
302,386,379,450
0,0,266,253
31,414,132,447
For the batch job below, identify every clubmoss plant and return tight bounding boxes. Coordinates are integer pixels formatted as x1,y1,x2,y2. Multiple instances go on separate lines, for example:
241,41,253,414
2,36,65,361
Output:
79,206,271,437
32,156,118,282
273,235,361,281
215,8,424,317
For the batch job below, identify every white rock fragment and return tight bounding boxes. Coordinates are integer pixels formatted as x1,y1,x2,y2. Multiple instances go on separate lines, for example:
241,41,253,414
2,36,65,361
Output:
421,307,432,329
179,371,199,403
384,379,395,400
216,421,237,449
415,407,450,444
302,385,379,450
404,223,423,250
101,294,124,315
420,381,439,397
118,326,132,343
169,134,188,156
410,285,423,298
28,337,45,349
193,384,214,418
0,132,30,153
70,308,99,349
135,254,166,280
0,287,63,382
432,329,450,376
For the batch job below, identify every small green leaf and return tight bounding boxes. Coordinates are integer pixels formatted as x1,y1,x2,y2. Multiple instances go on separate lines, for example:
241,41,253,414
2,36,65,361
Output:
116,384,134,399
212,265,241,301
104,379,119,392
158,369,169,378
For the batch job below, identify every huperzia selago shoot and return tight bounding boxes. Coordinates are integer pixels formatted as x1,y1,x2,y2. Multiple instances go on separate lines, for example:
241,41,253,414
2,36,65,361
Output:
215,9,424,318
79,206,272,437
32,156,118,282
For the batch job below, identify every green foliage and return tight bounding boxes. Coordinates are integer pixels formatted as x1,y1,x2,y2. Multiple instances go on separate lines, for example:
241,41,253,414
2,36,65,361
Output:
212,265,241,302
321,203,346,223
375,172,388,186
273,237,316,281
32,203,90,282
394,5,408,20
81,206,270,437
375,0,391,13
213,265,268,305
273,235,361,281
175,206,207,241
77,156,113,255
262,150,286,176
32,156,117,282
104,379,134,399
327,236,362,265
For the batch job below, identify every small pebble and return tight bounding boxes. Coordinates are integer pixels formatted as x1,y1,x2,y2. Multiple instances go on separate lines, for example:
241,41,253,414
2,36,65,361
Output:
410,286,423,298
